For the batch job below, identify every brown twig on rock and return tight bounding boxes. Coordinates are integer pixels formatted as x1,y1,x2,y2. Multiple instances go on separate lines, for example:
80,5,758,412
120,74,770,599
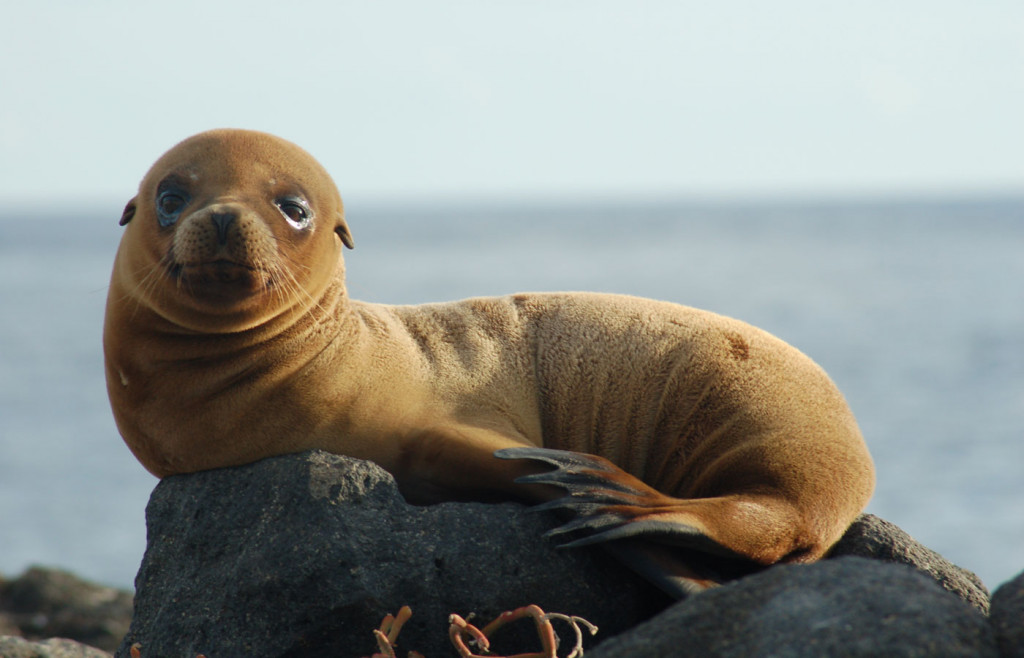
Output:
366,605,424,658
448,604,598,658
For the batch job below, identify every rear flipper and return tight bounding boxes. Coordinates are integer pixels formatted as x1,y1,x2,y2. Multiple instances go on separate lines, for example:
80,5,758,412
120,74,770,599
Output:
494,447,796,599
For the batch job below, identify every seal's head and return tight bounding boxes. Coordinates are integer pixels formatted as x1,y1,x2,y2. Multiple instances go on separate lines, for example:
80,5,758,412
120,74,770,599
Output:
114,129,354,333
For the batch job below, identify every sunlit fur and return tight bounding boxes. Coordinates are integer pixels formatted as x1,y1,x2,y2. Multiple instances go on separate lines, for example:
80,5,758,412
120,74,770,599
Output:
104,129,875,598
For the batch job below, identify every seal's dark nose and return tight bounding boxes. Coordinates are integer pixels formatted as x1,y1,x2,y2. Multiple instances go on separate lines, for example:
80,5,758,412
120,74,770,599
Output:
210,212,236,245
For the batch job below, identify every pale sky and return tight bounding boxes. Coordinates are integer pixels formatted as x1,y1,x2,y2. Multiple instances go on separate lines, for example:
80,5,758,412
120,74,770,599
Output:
1,1,1022,207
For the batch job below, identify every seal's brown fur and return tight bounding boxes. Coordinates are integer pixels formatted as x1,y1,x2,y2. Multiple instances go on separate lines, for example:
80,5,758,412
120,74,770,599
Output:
105,129,874,596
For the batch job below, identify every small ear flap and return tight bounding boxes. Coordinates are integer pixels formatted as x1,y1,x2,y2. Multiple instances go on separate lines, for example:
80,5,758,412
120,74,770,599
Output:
119,198,137,226
335,213,355,249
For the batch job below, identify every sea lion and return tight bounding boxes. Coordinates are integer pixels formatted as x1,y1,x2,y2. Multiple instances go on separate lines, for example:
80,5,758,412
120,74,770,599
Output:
104,128,875,597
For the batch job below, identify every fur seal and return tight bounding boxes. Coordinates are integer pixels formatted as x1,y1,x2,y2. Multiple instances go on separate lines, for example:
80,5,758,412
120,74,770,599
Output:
104,129,875,597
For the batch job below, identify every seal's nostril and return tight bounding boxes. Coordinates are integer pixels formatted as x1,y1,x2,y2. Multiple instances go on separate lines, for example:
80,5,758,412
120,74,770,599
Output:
210,212,236,244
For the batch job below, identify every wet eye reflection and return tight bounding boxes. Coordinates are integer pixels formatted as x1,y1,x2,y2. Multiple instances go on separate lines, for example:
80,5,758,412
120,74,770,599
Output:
156,191,188,227
276,197,312,229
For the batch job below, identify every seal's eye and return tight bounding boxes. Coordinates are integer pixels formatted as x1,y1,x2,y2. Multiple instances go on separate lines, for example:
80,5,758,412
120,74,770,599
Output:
276,197,312,230
156,191,188,227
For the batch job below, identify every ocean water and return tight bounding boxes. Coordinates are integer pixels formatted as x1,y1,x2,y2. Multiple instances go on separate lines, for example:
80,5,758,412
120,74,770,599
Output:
1,196,1022,591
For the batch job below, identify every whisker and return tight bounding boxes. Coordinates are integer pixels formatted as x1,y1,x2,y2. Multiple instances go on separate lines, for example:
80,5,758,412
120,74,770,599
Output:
122,250,173,320
258,247,329,321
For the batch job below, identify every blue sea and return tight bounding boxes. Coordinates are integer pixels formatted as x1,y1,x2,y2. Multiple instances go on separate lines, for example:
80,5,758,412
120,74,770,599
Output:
1,196,1022,591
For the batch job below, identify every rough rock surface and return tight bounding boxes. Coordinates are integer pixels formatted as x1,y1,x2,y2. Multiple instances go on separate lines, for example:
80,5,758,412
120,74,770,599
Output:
589,557,998,658
828,513,990,613
115,450,666,657
0,636,112,658
992,570,1024,657
79,448,1012,657
0,567,131,652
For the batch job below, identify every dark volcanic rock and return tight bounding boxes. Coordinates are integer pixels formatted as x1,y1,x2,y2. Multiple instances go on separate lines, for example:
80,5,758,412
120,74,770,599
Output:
0,567,132,652
829,513,990,613
115,449,1009,657
589,557,999,658
116,450,666,658
992,569,1024,657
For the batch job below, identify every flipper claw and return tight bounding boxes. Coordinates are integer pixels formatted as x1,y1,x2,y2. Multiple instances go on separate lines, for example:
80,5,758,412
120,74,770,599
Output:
495,447,618,473
494,446,761,598
498,446,672,545
543,512,624,539
529,498,606,516
497,447,723,548
557,519,709,548
498,447,646,496
513,471,642,496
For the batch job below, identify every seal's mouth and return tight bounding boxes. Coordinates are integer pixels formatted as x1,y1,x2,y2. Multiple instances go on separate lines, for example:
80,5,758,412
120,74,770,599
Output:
167,259,271,302
176,259,256,280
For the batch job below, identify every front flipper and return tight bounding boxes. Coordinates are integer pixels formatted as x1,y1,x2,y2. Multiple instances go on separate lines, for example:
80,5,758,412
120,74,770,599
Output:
494,447,723,550
495,447,770,598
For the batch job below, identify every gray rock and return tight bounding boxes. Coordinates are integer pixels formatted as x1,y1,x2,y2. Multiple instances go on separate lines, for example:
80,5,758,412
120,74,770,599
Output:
829,513,990,613
0,636,112,658
0,567,132,652
589,557,999,658
992,569,1024,657
116,450,1005,657
116,450,665,658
